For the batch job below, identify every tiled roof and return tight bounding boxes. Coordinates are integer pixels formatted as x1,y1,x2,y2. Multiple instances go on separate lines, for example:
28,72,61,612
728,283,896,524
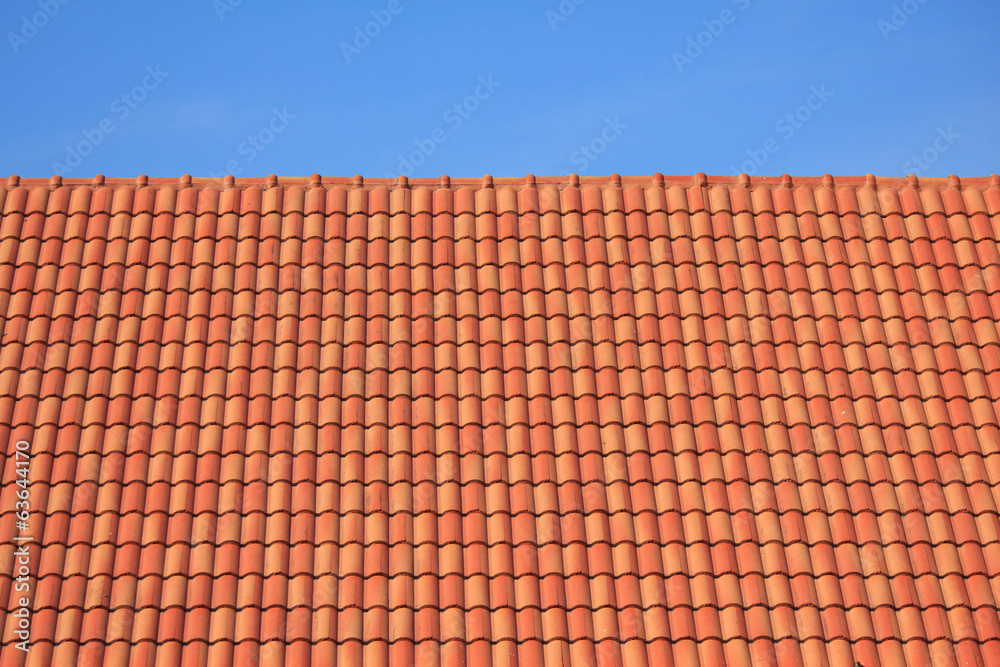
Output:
2,172,1000,667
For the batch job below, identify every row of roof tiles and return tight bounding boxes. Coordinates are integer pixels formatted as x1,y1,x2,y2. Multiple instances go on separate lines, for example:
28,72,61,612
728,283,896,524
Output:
4,174,1000,219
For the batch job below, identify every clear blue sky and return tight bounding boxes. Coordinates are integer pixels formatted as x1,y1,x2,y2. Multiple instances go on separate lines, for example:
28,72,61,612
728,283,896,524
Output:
2,0,997,179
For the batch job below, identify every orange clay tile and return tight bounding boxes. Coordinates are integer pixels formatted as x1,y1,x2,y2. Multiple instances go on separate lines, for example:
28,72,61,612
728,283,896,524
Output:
2,173,1000,666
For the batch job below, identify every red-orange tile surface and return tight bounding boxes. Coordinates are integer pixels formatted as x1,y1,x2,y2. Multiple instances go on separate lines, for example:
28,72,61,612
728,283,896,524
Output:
3,172,1000,666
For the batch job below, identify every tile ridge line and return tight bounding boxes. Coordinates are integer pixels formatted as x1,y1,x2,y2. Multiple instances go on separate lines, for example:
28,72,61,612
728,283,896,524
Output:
6,174,999,190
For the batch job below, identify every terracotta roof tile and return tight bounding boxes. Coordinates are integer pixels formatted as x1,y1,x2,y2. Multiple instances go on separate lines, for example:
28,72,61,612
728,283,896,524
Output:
2,174,1000,664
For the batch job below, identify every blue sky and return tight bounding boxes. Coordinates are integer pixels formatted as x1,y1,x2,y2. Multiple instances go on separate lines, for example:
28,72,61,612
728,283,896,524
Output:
1,0,997,179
